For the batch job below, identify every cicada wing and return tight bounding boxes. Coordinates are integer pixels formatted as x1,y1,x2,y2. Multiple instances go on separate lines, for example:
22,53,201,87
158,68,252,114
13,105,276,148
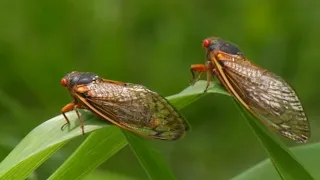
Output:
84,83,189,140
222,60,310,143
101,78,127,86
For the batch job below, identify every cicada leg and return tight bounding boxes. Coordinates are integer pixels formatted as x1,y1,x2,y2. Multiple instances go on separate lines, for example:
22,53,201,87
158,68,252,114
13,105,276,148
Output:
74,104,85,135
61,102,75,130
61,102,85,135
190,64,207,85
190,63,216,92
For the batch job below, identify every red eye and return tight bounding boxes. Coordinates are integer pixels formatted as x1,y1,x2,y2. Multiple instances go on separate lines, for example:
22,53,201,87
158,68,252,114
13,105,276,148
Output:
61,78,68,87
202,39,211,48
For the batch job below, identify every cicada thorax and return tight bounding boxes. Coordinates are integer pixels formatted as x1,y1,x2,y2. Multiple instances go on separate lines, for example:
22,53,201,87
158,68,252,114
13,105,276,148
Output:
60,71,105,134
61,71,103,88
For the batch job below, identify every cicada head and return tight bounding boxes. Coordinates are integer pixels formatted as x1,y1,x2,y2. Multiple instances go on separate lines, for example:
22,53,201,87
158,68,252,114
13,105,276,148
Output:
203,37,243,56
61,71,102,89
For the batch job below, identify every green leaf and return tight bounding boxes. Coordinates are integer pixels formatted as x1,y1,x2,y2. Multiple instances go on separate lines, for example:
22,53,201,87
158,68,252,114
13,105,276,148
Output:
48,127,127,180
232,142,320,180
0,111,111,180
233,100,315,180
82,170,140,180
123,131,176,180
167,79,229,109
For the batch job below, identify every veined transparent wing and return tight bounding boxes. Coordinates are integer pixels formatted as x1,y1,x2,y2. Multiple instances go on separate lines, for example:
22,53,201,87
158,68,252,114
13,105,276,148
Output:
221,60,310,143
83,82,189,140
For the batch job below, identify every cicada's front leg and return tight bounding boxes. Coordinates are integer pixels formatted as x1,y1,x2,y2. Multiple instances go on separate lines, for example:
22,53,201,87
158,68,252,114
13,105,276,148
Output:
61,102,75,130
61,102,86,134
61,85,91,135
190,62,216,92
190,64,207,85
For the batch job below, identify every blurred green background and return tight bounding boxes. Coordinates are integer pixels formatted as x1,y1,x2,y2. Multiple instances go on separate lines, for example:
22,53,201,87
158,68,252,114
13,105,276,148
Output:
0,0,320,179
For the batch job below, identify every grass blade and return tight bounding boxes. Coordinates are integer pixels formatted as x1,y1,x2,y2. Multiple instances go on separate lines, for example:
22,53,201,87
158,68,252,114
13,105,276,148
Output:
233,100,315,180
123,131,176,180
0,111,110,179
232,142,320,180
48,127,127,180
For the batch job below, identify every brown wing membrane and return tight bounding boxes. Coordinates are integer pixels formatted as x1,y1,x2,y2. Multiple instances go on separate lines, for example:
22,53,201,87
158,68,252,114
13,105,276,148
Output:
221,60,310,143
79,82,189,140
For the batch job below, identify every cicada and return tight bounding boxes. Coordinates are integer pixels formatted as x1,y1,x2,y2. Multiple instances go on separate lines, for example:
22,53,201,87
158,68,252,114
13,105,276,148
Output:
60,71,189,140
191,37,310,143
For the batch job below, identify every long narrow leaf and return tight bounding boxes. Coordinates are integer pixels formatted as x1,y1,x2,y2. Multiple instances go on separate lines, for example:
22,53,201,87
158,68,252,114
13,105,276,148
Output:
123,131,176,180
0,111,110,179
232,142,320,180
48,127,127,180
233,101,314,180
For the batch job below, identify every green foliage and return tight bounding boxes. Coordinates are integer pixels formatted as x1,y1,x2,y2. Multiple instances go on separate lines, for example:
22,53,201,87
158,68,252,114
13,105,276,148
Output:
233,102,314,180
1,1,320,179
48,127,127,180
233,143,320,180
0,81,316,179
123,131,176,180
